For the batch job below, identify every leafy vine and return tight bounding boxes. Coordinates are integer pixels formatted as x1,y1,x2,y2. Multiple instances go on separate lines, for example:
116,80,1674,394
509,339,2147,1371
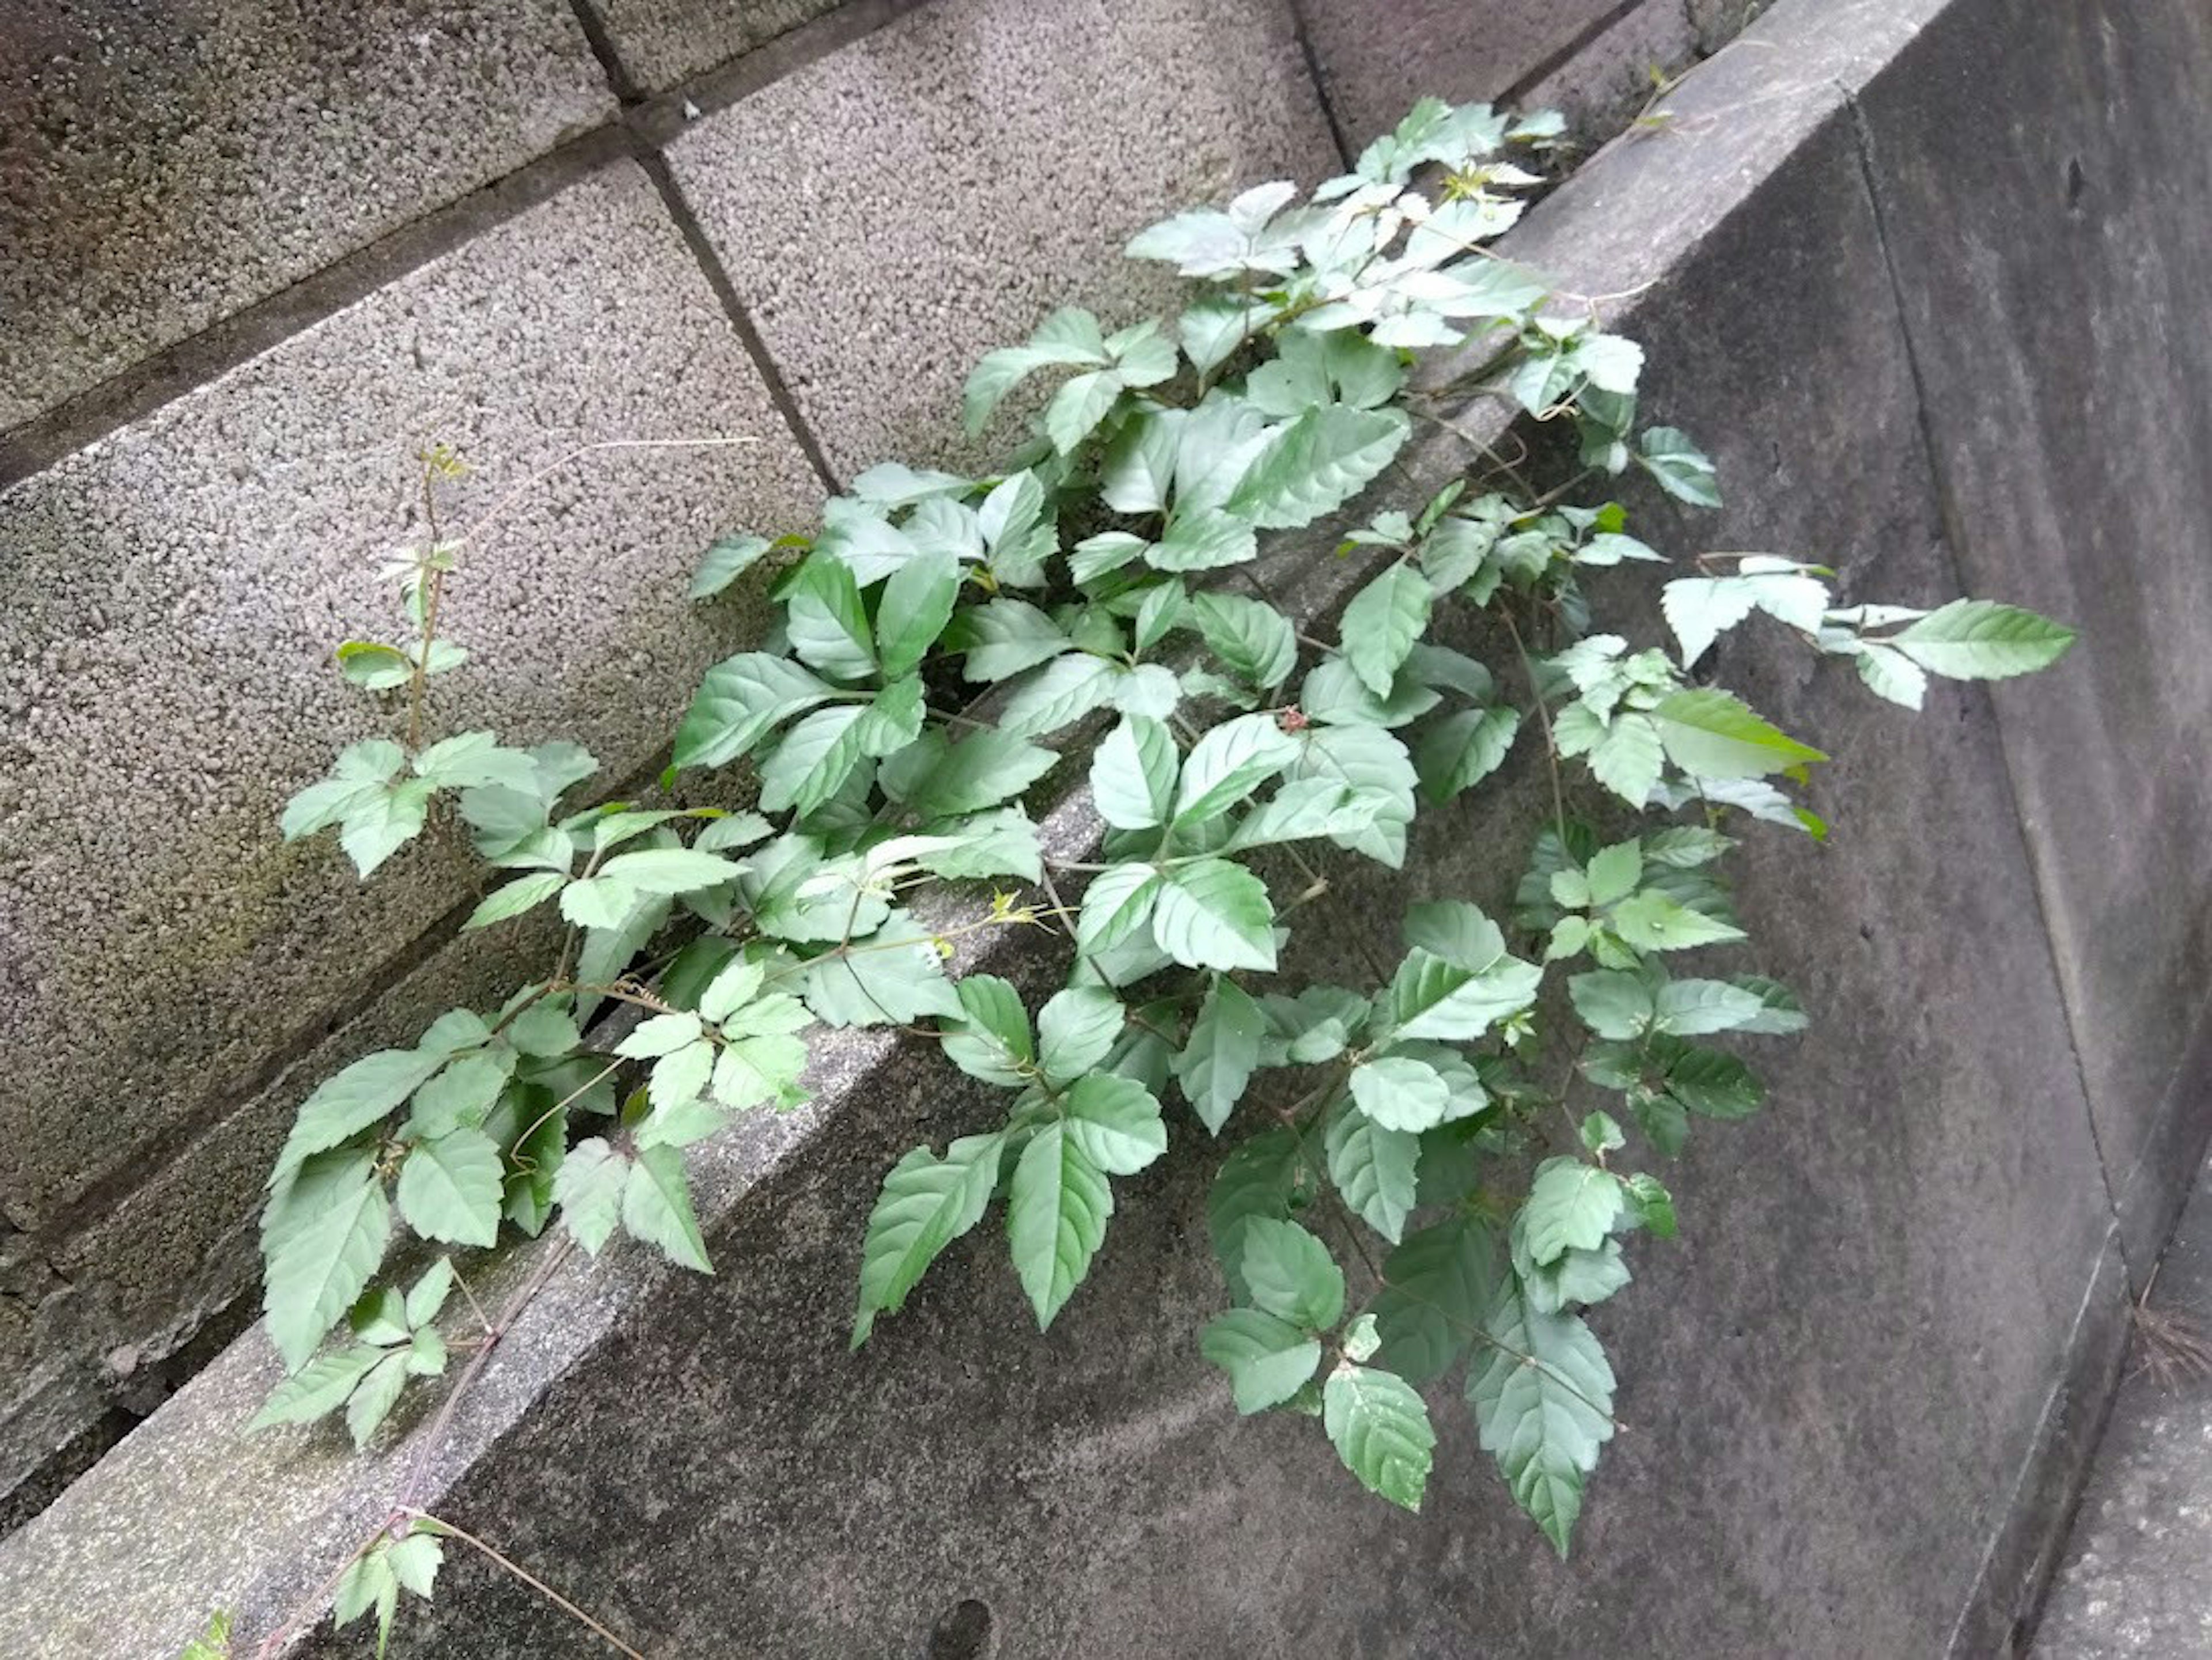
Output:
236,97,2073,1653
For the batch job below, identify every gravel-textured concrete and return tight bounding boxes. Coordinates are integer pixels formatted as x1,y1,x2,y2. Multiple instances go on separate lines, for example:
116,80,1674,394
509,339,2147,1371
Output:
1299,0,1623,145
0,0,612,429
1850,0,2212,1274
0,3,2141,1651
666,0,1341,479
0,159,820,1456
2040,1148,2212,1657
588,0,847,93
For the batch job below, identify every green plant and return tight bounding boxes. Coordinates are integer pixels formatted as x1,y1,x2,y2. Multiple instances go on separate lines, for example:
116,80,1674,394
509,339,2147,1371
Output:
244,96,2073,1650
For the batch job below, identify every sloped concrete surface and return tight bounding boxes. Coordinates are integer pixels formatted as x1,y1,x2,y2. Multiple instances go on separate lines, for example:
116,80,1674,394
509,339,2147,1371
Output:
2039,1149,2212,1657
0,159,820,1453
586,0,849,93
0,4,2145,1651
665,0,1341,479
0,0,612,429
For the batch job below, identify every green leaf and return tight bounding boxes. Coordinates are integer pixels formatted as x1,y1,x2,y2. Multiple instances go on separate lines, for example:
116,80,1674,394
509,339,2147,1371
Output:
344,1349,411,1448
1226,405,1411,529
1518,1237,1631,1316
1226,778,1388,852
1325,1108,1421,1242
1149,509,1257,573
690,534,772,600
1191,592,1297,691
1092,717,1179,831
1075,863,1163,956
1730,975,1810,1035
876,548,962,679
1384,948,1541,1042
1518,1158,1623,1265
1064,1074,1168,1174
1653,978,1768,1035
1176,976,1265,1135
463,870,566,931
1585,843,1643,907
1202,1309,1323,1414
998,653,1117,738
1323,1363,1437,1511
963,306,1109,433
1341,564,1433,697
1008,1123,1113,1328
622,1143,713,1271
265,1182,390,1370
249,1345,384,1430
387,1530,444,1600
940,974,1034,1087
553,1138,629,1256
1637,426,1721,507
1046,369,1126,454
1467,1282,1617,1556
1209,1130,1310,1299
411,732,538,792
1153,859,1277,972
1349,1056,1454,1134
784,556,877,681
1854,640,1929,708
1665,1044,1764,1117
1569,970,1655,1040
1173,713,1300,825
950,598,1069,682
1415,705,1519,804
596,847,748,896
336,641,415,690
1240,1217,1344,1329
395,1129,503,1249
1372,1218,1494,1384
1609,890,1747,953
1650,689,1826,780
885,728,1059,819
276,1048,449,1180
404,1257,456,1328
853,1134,1005,1344
1891,598,2077,680
675,652,837,770
1037,987,1126,1083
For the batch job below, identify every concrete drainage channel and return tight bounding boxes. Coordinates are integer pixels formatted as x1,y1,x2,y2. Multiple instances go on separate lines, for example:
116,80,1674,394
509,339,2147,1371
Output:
6,0,2212,1653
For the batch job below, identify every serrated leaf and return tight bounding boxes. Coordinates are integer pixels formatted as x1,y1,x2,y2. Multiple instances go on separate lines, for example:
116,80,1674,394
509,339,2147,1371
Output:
1227,405,1411,529
1191,592,1298,691
999,653,1117,738
1416,705,1520,804
1009,1124,1113,1328
1176,976,1265,1135
1209,1129,1310,1299
1092,717,1178,831
876,548,961,679
1324,1363,1436,1511
276,1048,449,1182
1637,426,1721,508
941,973,1034,1086
1891,599,2077,680
597,848,748,896
1609,890,1747,953
249,1346,384,1430
1076,863,1163,956
1467,1282,1617,1556
1325,1107,1421,1242
1653,978,1768,1035
622,1143,713,1272
1037,987,1126,1083
690,534,772,600
1241,1217,1344,1329
395,1129,502,1249
1202,1309,1323,1413
1173,713,1300,825
1153,859,1277,972
1064,1074,1168,1174
553,1138,628,1256
1650,689,1826,780
265,1182,390,1370
1341,564,1432,697
675,653,836,770
1373,1218,1494,1384
853,1133,1005,1344
1385,947,1540,1041
1349,1056,1454,1134
1518,1158,1623,1265
344,1350,411,1449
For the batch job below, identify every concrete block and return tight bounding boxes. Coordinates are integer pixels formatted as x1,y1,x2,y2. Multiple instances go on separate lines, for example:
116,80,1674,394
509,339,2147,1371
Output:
0,0,614,429
0,10,2130,1651
0,158,821,1410
586,0,847,94
1848,0,2212,1271
665,0,1340,479
1298,0,1624,147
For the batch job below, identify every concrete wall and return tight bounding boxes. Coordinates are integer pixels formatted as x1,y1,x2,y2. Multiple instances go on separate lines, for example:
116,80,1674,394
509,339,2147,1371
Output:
0,0,1746,1510
1,0,2206,1653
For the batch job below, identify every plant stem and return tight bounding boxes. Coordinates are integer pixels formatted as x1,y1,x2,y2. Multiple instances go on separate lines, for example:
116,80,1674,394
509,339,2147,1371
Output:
401,1510,646,1659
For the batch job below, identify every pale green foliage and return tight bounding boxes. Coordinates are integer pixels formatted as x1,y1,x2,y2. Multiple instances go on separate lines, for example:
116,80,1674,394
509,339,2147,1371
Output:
260,93,2078,1650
